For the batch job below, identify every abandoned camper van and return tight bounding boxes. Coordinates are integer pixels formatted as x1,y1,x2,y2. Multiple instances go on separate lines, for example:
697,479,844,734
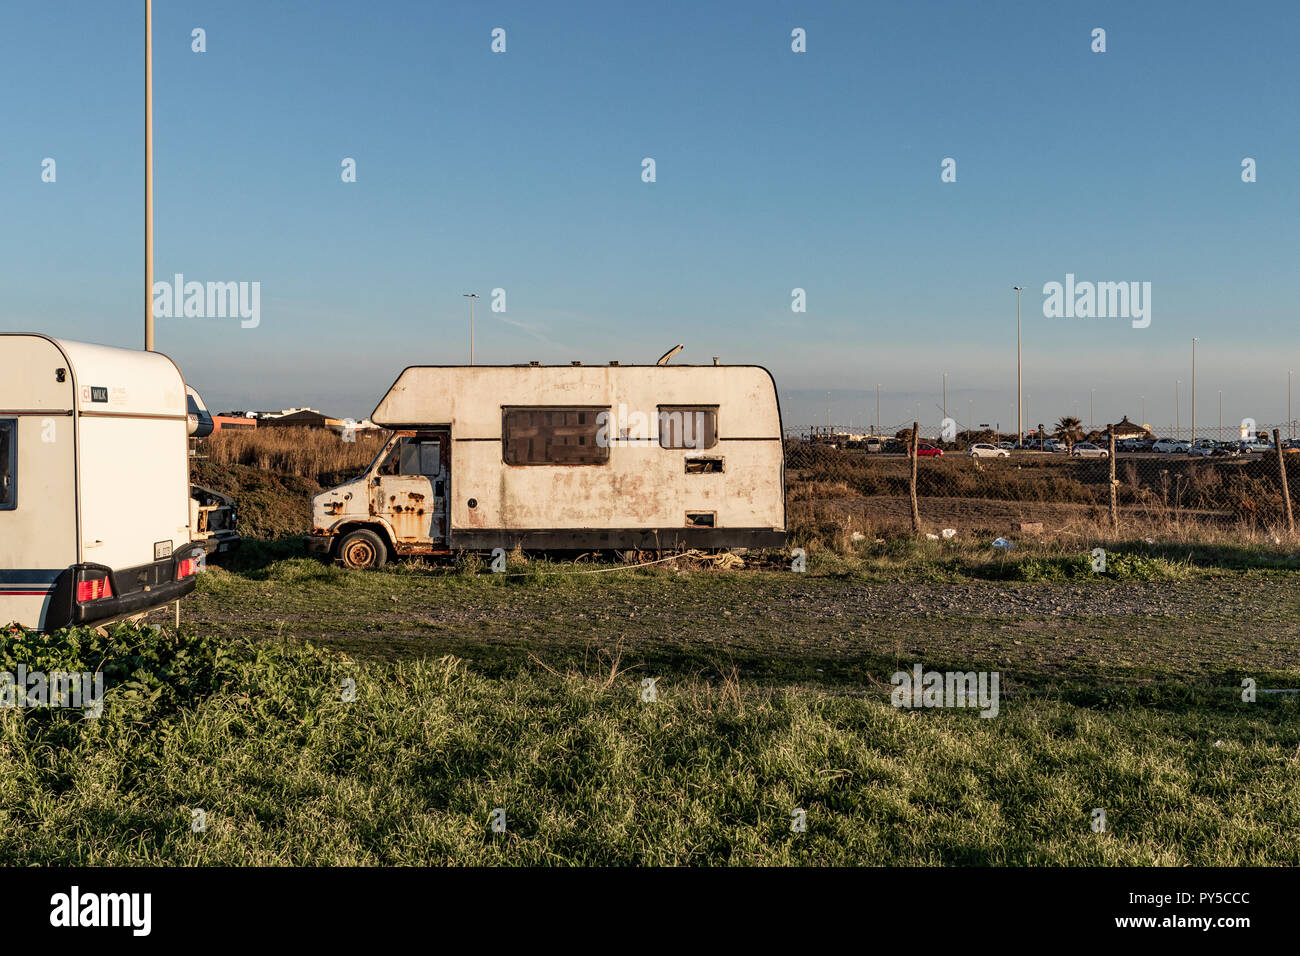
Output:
307,363,785,568
0,334,204,632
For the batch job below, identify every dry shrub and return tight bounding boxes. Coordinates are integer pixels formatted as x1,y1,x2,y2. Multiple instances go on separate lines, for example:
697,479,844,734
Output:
202,427,389,484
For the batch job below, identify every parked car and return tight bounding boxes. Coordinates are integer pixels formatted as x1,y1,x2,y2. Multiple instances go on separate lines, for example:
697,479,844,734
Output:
1069,442,1108,458
1152,438,1190,453
1244,439,1275,452
912,443,944,457
1188,439,1219,458
968,443,1010,459
997,441,1015,449
862,438,884,453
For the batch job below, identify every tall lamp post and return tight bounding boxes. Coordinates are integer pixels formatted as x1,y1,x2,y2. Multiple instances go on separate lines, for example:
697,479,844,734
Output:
1191,338,1198,446
462,293,479,365
875,383,881,437
1014,286,1025,445
145,0,154,351
1176,379,1181,440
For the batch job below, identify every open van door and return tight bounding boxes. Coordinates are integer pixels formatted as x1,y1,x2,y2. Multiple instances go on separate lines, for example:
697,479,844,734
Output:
370,431,449,548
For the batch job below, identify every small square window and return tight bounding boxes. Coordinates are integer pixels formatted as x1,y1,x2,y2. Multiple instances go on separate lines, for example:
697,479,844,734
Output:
658,406,718,449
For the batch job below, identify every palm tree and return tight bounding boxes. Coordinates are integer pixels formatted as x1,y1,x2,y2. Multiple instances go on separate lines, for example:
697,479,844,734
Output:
1054,416,1084,448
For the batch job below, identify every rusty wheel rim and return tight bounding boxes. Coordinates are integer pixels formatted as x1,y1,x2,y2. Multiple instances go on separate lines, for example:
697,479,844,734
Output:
344,539,376,568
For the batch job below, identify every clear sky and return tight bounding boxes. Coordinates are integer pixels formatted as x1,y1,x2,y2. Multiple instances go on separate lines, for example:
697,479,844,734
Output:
2,0,1296,434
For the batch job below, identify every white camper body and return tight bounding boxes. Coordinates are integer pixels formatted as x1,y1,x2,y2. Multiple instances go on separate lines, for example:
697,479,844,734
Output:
307,364,785,566
0,335,203,631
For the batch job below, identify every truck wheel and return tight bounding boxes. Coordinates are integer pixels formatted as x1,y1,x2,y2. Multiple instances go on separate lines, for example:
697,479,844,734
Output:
337,529,388,570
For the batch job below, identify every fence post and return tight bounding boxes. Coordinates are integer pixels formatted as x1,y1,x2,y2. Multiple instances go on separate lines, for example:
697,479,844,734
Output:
909,421,921,533
1273,428,1294,535
1107,424,1118,534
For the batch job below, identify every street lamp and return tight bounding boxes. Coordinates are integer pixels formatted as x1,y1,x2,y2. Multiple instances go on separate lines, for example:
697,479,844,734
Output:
1191,337,1198,446
1014,287,1025,446
1176,379,1181,440
462,293,479,365
145,0,154,350
876,383,881,437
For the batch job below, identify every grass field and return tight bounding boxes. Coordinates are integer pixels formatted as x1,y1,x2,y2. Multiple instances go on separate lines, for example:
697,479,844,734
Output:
3,538,1298,865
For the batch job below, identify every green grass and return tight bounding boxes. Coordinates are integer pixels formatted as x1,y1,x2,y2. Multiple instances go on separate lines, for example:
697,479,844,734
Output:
4,539,1299,866
2,628,1297,865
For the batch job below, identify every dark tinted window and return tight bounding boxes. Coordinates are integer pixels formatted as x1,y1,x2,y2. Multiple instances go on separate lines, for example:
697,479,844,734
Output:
503,407,609,465
0,420,14,510
658,406,718,449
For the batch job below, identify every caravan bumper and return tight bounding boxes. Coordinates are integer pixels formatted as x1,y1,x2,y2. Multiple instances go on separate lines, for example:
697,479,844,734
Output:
43,550,203,632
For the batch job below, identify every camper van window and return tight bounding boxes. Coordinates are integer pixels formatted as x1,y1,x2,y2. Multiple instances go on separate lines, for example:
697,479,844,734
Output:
0,420,14,510
398,439,442,478
658,406,718,449
502,407,610,466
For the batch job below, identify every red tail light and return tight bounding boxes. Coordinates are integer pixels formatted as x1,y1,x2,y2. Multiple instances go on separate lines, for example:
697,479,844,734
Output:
76,576,113,602
176,557,199,580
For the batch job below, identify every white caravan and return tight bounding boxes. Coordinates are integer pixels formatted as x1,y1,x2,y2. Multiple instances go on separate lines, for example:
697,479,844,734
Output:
307,363,786,568
0,334,203,632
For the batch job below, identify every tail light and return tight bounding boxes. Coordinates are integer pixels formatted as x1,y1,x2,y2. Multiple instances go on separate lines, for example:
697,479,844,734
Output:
76,575,113,602
176,557,199,580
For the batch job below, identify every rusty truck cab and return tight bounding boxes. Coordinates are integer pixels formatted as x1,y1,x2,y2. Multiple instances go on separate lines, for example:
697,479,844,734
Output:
307,428,450,569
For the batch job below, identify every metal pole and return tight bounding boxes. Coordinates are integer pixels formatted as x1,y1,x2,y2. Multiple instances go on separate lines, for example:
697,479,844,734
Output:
1219,390,1223,441
145,0,154,351
1289,371,1293,441
1090,389,1094,431
1176,379,1180,440
943,372,947,423
876,384,880,437
1191,338,1197,446
1014,287,1024,446
462,293,478,365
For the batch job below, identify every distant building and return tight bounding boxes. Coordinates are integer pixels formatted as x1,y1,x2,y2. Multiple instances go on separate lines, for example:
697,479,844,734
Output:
261,409,339,429
211,415,257,433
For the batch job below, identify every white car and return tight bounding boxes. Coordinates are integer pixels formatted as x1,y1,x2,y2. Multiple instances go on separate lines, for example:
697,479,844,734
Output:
968,443,1011,459
1152,438,1190,453
1070,442,1108,458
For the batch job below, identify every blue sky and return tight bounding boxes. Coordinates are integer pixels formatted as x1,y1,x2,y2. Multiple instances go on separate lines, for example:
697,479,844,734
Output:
1,0,1296,432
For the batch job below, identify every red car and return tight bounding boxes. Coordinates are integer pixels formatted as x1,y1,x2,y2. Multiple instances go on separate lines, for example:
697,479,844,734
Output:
913,443,944,457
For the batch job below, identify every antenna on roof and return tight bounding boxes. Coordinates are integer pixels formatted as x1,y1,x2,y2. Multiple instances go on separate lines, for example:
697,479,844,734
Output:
656,344,684,366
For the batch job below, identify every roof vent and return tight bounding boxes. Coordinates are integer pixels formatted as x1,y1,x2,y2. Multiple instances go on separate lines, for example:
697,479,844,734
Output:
571,360,583,366
529,361,540,367
609,360,620,366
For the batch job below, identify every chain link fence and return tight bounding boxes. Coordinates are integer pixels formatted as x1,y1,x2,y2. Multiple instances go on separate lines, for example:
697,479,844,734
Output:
785,422,1299,545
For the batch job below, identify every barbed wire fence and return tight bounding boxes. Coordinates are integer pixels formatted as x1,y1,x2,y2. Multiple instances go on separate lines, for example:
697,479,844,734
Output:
784,420,1298,545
